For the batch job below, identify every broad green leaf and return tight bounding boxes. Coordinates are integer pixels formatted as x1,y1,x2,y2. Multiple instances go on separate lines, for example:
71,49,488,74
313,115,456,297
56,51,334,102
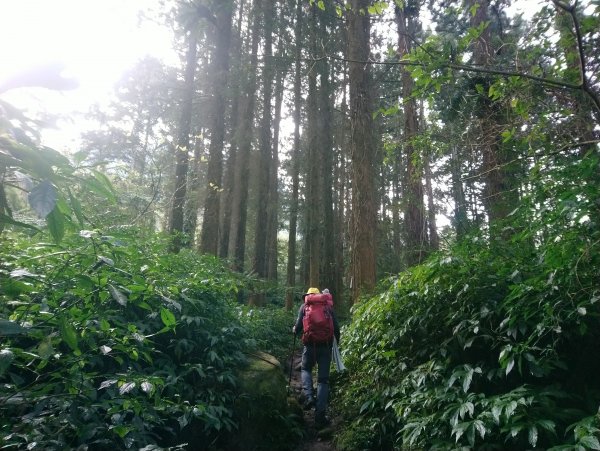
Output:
38,339,54,360
112,425,132,438
0,318,28,335
28,180,57,218
108,284,128,306
59,319,79,353
506,358,515,375
100,318,111,332
528,425,538,448
0,279,33,295
68,189,84,227
99,379,117,390
88,169,117,202
317,0,325,10
119,381,136,395
580,436,600,450
46,206,65,243
160,307,176,328
0,213,40,232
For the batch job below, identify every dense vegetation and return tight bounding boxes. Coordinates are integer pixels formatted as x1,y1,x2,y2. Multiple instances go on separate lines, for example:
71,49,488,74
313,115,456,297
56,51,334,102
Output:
0,229,299,449
2,0,600,449
338,152,600,450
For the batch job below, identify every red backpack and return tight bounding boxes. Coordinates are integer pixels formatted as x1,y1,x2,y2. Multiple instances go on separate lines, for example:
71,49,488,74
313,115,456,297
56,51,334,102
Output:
302,293,334,344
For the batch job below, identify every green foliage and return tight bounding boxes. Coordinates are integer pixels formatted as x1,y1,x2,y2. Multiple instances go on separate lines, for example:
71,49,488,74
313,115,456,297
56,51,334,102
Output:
0,228,255,449
0,101,117,243
337,155,600,449
237,305,296,365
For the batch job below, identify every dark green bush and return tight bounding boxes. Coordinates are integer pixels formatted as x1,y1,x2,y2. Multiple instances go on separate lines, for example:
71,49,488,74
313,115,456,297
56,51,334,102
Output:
337,155,600,450
0,229,253,449
237,305,296,365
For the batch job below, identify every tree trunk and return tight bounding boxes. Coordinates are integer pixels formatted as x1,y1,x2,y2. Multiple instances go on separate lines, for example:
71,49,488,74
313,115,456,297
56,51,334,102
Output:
249,0,274,306
200,1,233,255
348,0,376,302
451,143,469,239
469,0,517,226
396,3,426,267
285,0,303,310
267,40,284,281
228,0,261,272
320,47,336,294
218,0,246,259
421,102,439,251
168,30,198,253
306,4,321,288
184,136,206,245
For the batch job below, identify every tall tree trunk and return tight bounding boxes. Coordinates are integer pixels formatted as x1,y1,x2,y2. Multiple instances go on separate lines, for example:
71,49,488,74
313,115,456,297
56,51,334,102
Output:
333,60,349,309
285,0,303,310
421,102,439,251
200,1,233,255
267,43,284,281
392,157,402,271
469,0,517,226
424,148,439,251
169,30,198,253
249,0,274,306
348,0,376,302
396,2,426,266
306,5,321,288
320,40,336,294
228,0,261,272
451,143,469,239
219,0,246,259
184,136,206,245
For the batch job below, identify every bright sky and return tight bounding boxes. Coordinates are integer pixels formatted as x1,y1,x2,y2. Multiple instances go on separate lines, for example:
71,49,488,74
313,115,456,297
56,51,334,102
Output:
0,0,176,150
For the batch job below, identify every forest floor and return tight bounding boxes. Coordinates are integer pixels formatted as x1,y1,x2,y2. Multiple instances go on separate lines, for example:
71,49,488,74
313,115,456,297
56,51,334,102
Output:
289,349,337,451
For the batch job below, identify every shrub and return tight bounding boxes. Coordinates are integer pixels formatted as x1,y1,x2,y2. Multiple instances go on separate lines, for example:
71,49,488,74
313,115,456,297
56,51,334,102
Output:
337,153,600,450
0,229,252,449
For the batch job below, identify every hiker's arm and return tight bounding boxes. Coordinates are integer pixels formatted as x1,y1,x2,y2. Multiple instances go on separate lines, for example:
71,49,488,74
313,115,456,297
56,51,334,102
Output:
293,304,304,336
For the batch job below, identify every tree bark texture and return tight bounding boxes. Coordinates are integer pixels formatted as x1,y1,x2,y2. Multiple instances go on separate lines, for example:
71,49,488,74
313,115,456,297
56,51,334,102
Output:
285,0,303,310
168,30,198,253
469,0,518,226
396,3,426,267
200,1,233,255
228,0,261,272
306,5,322,288
348,0,376,302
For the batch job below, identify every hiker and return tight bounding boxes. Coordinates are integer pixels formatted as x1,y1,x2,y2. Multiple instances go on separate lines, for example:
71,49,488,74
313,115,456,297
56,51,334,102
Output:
292,287,340,429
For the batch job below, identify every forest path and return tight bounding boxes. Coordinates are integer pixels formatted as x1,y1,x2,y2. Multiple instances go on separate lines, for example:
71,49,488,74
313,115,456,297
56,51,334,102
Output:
288,347,337,451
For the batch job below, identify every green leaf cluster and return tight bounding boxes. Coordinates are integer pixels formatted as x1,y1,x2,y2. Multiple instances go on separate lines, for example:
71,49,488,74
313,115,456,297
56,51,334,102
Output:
336,155,600,449
0,229,261,449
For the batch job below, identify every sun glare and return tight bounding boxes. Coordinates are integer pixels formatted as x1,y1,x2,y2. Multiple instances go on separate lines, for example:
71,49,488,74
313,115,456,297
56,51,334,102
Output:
0,0,175,148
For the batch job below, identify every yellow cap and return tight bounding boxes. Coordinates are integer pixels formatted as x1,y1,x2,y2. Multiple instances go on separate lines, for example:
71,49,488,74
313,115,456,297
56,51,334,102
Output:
307,287,320,294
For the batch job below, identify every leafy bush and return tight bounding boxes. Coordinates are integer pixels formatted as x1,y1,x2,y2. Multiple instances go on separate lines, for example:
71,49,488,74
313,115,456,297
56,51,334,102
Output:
337,155,600,450
0,228,255,449
237,305,296,365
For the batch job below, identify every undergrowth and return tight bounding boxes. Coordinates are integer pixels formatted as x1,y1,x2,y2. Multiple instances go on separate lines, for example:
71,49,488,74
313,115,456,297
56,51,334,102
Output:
336,154,600,450
0,228,298,450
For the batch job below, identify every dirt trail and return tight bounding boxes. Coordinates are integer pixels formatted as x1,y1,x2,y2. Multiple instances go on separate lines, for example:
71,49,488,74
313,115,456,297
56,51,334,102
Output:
288,348,336,451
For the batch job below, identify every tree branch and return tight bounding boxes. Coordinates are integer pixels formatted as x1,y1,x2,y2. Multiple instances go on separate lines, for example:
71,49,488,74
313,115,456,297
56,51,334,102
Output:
551,0,600,120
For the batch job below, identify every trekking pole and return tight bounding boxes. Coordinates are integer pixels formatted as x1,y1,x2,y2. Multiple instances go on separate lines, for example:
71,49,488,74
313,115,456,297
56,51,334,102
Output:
287,332,297,393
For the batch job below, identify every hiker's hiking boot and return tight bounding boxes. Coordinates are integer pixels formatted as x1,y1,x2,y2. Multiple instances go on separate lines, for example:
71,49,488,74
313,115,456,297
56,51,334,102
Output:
315,412,331,429
303,397,315,410
299,393,315,410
